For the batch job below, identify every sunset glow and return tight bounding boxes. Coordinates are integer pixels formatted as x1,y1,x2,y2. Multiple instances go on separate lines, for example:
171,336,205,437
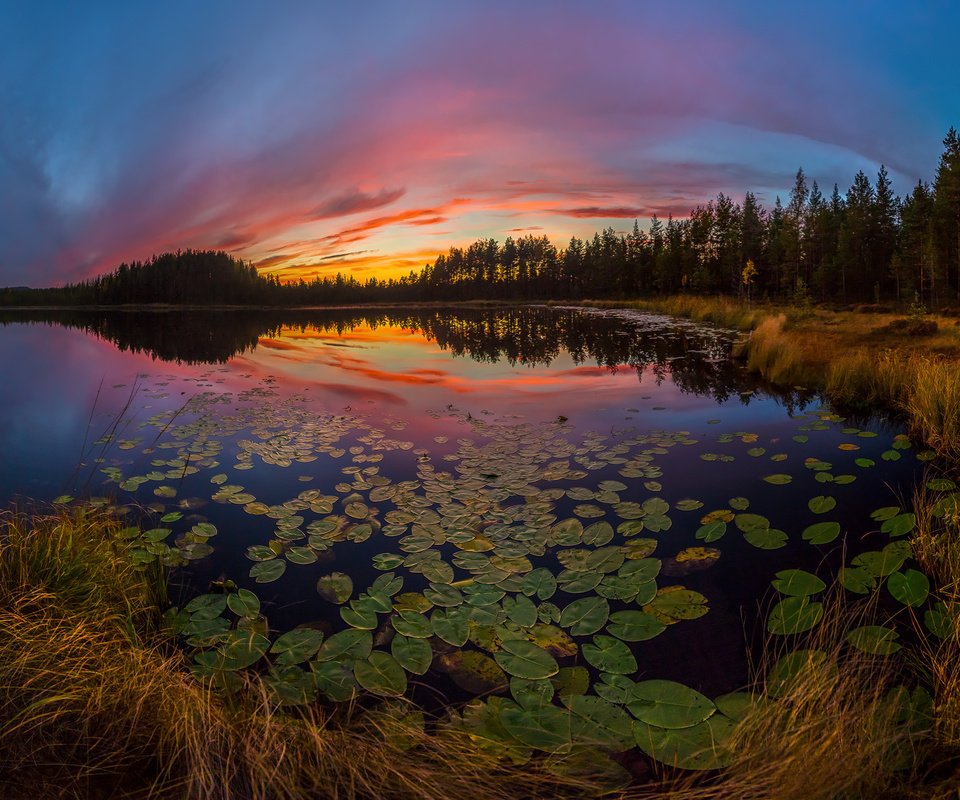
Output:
1,2,957,286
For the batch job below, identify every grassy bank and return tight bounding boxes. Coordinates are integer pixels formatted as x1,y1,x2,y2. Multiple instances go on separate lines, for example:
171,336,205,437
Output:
579,296,960,461
3,506,959,799
0,509,605,800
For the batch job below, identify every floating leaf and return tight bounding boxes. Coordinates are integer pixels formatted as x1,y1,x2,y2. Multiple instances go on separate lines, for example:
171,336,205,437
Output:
808,496,836,514
633,716,735,770
839,566,877,594
355,652,407,696
852,541,911,577
317,572,354,604
881,513,915,537
802,521,841,544
582,635,637,674
439,650,508,694
521,568,557,601
768,597,823,635
494,639,559,680
846,625,901,655
743,527,787,549
315,629,373,662
644,587,708,624
695,521,727,543
559,597,610,635
771,569,826,597
607,610,666,642
227,588,260,618
627,680,715,729
271,629,325,664
499,700,572,752
391,634,433,675
887,569,929,607
763,474,792,485
431,607,471,646
250,559,286,583
766,649,835,698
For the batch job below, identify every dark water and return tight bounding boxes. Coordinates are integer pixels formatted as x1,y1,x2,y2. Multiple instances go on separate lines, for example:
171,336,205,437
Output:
0,306,929,754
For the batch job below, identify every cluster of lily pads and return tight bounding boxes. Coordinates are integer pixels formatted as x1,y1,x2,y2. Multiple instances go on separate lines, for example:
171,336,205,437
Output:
70,361,952,773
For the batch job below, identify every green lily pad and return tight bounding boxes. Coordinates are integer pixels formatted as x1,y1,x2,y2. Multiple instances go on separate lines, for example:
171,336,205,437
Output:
766,649,836,697
627,680,716,729
390,634,433,675
494,639,559,680
431,607,471,646
839,566,877,594
563,694,635,751
808,496,836,514
582,635,637,674
852,541,911,577
315,629,373,662
249,559,286,583
768,596,823,635
881,513,915,537
643,587,709,624
521,568,558,600
743,527,788,549
695,521,727,543
771,569,826,597
887,569,929,607
633,715,735,770
311,660,358,702
317,572,353,604
802,521,841,544
499,700,572,752
606,610,666,642
763,474,793,485
355,651,407,696
559,597,610,635
440,650,508,694
270,628,325,664
846,625,901,655
227,588,260,618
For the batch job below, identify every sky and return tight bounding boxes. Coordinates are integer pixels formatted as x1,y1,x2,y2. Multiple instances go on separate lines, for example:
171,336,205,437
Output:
1,0,958,287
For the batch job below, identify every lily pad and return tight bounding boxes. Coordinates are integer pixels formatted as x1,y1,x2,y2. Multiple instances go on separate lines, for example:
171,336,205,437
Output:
355,651,407,696
250,559,286,583
582,635,637,674
627,680,716,729
887,569,929,607
767,596,823,635
846,625,901,655
771,569,826,597
559,597,610,636
802,521,841,544
317,572,353,604
494,639,559,680
390,634,433,675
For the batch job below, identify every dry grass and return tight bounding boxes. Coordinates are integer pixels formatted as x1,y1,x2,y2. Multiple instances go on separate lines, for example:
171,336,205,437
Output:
659,591,931,800
0,509,606,800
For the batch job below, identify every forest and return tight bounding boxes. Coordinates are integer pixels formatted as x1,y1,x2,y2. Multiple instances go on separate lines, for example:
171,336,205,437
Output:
2,128,958,308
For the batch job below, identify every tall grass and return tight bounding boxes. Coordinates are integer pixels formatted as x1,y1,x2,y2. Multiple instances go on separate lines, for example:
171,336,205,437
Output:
0,509,602,799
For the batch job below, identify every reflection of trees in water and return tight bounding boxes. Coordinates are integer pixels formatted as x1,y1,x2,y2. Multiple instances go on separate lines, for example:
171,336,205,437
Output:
0,306,805,406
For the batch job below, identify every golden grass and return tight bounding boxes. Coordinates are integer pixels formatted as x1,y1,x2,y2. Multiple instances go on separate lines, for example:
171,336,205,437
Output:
0,509,605,800
666,597,927,800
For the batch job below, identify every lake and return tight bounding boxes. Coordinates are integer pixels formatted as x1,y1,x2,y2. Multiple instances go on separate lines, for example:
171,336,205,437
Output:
0,305,933,768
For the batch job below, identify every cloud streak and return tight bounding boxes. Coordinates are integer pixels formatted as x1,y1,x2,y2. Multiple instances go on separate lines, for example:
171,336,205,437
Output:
0,1,957,285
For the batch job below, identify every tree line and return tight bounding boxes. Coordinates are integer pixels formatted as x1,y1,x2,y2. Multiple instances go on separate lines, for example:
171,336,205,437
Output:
2,128,958,307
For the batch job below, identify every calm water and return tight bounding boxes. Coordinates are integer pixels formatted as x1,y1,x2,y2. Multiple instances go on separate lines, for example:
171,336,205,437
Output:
0,306,929,764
